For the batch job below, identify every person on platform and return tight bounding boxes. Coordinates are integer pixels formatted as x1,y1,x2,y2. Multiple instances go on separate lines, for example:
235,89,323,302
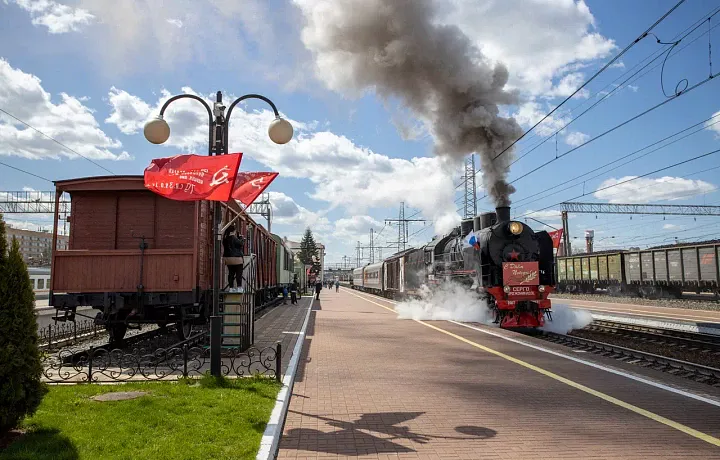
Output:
290,276,298,305
335,279,339,292
282,285,288,305
315,280,322,300
222,225,245,293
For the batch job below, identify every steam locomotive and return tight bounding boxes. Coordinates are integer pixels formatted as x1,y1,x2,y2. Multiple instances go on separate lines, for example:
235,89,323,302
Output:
351,206,556,329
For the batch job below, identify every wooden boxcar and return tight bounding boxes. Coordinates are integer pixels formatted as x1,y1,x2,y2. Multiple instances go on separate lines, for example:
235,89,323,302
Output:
49,175,278,342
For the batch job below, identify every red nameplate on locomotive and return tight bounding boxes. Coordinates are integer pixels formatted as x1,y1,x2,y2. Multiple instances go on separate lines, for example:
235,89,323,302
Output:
502,262,539,285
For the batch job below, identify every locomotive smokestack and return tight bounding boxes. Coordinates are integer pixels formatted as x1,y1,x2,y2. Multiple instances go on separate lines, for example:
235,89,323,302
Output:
496,206,510,222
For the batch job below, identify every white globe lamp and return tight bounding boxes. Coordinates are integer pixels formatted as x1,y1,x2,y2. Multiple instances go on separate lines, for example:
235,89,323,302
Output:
144,117,171,145
268,117,293,145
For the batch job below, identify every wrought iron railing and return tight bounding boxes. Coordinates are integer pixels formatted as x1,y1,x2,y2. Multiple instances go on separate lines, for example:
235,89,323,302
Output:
40,329,281,384
38,319,103,348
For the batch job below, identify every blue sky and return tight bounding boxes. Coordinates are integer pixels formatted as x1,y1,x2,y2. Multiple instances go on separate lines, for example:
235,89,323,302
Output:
1,0,719,264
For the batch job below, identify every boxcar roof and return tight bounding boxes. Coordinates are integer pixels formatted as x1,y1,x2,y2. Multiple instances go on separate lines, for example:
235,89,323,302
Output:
54,175,148,192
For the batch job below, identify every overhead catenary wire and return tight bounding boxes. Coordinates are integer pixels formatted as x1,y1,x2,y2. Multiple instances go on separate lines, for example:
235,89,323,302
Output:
487,0,687,164
0,160,53,183
512,113,720,208
508,6,720,168
502,69,720,196
515,146,720,219
456,3,720,194
0,107,116,176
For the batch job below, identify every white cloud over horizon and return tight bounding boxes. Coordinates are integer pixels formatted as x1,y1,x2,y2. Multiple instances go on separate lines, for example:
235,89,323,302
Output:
594,176,716,204
0,59,130,161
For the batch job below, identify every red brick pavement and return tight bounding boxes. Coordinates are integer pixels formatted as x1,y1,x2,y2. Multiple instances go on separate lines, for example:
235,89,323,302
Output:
277,288,720,459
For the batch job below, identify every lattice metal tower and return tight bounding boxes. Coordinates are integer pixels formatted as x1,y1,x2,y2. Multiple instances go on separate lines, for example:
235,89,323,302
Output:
463,154,477,219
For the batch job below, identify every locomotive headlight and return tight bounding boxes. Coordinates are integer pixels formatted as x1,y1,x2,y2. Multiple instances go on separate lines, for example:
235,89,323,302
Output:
508,221,523,235
538,285,546,292
503,285,511,293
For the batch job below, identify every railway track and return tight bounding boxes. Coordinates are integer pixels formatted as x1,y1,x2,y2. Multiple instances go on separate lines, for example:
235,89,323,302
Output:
541,331,720,387
585,320,720,353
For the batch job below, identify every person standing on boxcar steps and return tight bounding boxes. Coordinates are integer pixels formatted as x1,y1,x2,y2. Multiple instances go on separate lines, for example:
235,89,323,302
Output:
315,280,322,300
222,225,245,293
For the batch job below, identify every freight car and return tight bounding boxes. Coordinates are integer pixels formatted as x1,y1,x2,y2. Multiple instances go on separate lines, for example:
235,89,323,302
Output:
271,234,296,290
556,241,720,298
49,175,282,343
351,206,556,329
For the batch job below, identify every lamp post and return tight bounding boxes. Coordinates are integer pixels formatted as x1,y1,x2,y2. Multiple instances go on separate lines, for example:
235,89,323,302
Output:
144,91,293,376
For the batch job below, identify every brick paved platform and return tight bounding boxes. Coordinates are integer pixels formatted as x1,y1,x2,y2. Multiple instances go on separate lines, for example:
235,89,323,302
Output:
278,287,720,459
254,294,313,375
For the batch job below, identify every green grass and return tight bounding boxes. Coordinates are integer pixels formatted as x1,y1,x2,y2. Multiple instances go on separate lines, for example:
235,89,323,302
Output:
1,374,281,460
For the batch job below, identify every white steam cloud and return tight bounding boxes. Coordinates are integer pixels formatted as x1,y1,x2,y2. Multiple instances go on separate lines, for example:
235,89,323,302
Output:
393,282,593,334
540,304,593,334
394,282,494,323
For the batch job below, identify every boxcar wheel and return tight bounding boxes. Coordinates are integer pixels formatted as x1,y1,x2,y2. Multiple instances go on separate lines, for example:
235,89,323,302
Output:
176,307,193,341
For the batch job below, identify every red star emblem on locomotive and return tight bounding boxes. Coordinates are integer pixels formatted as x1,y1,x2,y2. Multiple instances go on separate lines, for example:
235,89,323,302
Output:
508,249,520,261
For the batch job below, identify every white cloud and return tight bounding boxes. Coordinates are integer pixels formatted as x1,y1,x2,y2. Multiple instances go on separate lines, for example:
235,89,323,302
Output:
268,191,330,231
564,131,590,147
0,59,129,161
105,86,462,236
6,0,95,33
334,215,383,239
166,18,183,28
438,0,616,97
706,110,720,136
514,101,587,146
545,72,589,99
594,176,716,203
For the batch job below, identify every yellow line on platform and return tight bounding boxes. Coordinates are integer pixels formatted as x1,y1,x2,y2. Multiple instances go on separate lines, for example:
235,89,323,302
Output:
344,289,720,447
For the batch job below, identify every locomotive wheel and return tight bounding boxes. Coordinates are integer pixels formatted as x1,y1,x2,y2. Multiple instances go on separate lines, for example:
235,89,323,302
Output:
109,323,127,347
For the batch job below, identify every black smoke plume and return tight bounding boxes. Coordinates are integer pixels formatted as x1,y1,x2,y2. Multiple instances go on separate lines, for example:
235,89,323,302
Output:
295,0,523,206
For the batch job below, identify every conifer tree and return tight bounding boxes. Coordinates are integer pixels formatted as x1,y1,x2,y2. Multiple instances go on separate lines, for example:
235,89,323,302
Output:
298,228,321,274
0,213,47,434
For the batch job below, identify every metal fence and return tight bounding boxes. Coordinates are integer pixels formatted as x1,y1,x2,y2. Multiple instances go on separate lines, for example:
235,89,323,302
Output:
39,318,103,348
41,330,281,384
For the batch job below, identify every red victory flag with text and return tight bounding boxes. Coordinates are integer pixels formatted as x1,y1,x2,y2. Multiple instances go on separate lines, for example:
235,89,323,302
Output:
144,153,243,201
231,172,279,206
548,229,564,249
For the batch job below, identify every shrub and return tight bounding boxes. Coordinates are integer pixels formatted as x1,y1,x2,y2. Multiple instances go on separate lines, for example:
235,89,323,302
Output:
0,214,47,433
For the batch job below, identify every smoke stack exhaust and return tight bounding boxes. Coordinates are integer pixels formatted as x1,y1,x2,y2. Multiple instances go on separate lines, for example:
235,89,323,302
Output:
294,0,523,208
496,206,510,222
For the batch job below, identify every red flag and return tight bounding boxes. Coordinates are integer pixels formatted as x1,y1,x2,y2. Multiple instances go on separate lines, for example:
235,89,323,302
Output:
144,153,243,201
548,229,564,249
231,172,279,206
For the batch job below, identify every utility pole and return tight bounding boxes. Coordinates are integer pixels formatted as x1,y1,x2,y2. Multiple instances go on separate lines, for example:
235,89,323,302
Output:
463,154,477,219
385,202,426,253
356,241,361,267
370,228,375,264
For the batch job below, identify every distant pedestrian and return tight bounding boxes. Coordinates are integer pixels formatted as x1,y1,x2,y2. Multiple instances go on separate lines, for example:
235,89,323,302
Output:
290,277,298,305
282,285,289,305
315,280,322,300
335,280,339,292
222,225,245,293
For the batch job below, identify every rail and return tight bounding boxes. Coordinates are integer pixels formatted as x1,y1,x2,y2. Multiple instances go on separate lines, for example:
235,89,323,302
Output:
541,332,720,386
